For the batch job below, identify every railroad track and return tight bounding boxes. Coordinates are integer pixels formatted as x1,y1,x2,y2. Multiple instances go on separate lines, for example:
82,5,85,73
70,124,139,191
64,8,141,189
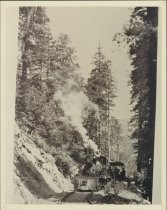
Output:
61,191,92,204
60,190,142,204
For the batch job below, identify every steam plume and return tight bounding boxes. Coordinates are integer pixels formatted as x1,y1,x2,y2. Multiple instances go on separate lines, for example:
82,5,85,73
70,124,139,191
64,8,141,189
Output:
54,79,98,152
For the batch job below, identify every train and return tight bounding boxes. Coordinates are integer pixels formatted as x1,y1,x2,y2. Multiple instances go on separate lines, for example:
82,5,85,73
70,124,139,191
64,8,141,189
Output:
74,146,125,192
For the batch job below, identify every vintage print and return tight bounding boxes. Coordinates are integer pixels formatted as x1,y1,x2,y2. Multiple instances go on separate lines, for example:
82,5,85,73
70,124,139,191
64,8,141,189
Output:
13,6,158,204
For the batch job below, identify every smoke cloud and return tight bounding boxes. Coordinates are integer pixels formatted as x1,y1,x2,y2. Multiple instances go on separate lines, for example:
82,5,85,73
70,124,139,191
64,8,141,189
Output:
54,79,98,152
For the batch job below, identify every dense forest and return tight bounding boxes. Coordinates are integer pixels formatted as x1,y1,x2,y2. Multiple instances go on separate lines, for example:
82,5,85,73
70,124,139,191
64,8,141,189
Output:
14,7,157,204
114,7,158,201
15,6,123,176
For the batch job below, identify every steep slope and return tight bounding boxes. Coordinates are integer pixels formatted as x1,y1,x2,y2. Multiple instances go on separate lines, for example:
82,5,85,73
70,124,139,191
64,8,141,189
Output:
13,123,74,203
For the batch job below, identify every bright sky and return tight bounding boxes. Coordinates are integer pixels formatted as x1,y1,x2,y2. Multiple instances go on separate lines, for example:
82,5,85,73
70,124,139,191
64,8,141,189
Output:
46,7,133,127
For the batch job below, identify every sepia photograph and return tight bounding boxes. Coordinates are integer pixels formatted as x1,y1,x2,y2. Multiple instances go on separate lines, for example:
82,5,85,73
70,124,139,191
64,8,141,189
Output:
1,1,166,208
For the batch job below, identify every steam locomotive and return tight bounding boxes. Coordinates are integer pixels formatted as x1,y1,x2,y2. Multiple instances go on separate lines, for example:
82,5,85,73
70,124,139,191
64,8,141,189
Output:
74,146,125,191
